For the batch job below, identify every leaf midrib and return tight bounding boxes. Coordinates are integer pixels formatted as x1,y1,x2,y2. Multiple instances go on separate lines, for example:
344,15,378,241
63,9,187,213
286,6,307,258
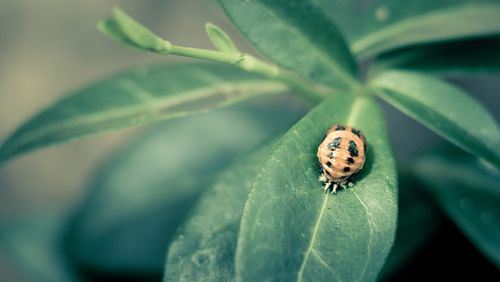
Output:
297,194,332,281
352,190,373,281
296,97,368,282
352,3,500,57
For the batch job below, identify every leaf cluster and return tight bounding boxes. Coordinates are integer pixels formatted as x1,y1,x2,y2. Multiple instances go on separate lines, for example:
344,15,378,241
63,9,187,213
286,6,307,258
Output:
1,1,500,281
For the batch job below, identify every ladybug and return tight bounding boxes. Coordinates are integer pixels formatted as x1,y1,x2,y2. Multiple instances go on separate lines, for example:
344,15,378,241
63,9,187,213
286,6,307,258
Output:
317,125,366,193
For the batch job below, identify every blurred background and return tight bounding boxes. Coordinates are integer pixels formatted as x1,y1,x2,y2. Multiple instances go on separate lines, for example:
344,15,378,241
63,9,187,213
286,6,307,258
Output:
0,1,499,281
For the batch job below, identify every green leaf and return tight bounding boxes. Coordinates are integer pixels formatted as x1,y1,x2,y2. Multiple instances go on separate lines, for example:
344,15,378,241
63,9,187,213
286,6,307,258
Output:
380,173,439,278
0,63,287,164
312,0,500,58
413,147,500,267
98,6,170,53
371,70,500,169
205,23,239,54
165,142,273,282
65,101,306,275
352,3,500,58
374,37,500,74
218,0,359,91
98,19,146,52
0,210,77,282
236,95,397,281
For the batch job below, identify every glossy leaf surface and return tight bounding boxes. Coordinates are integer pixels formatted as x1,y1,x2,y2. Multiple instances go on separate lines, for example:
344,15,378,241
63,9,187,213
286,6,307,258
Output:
372,70,500,169
218,0,358,91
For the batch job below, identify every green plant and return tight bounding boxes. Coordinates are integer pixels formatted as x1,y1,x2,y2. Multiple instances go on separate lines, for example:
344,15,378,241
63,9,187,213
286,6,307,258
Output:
1,1,499,281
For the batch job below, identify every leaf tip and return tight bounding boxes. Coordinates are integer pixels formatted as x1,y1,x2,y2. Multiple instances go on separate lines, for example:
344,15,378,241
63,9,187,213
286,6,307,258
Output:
111,5,128,21
204,22,238,54
204,22,216,31
96,18,111,34
100,6,170,54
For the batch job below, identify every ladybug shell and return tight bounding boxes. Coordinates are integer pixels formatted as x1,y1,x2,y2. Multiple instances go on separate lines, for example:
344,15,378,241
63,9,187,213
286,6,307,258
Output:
317,125,366,182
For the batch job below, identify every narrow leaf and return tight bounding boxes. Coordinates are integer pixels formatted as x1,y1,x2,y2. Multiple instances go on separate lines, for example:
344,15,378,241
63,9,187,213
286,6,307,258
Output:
414,147,500,267
218,0,359,90
351,3,500,58
371,70,500,169
374,37,500,74
205,23,239,54
97,18,146,51
65,102,304,275
165,142,273,282
0,63,287,164
236,95,398,281
107,6,169,53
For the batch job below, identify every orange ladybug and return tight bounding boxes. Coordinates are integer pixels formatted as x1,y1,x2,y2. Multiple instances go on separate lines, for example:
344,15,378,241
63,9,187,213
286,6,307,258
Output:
317,125,366,193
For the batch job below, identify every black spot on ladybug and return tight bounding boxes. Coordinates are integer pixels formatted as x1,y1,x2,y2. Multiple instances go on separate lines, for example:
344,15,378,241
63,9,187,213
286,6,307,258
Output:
351,128,361,138
348,140,359,157
343,167,350,172
347,157,355,164
326,161,332,168
324,170,331,176
328,152,334,158
328,137,342,149
335,125,346,131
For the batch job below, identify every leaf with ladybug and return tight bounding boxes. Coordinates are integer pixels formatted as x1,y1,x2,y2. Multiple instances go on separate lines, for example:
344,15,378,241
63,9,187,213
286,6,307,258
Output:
235,94,397,282
371,70,500,169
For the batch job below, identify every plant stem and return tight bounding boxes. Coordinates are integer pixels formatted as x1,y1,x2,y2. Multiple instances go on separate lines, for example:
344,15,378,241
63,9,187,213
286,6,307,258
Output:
166,44,334,103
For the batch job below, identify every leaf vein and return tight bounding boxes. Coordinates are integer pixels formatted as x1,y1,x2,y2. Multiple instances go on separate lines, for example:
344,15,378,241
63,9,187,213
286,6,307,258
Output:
311,249,342,281
352,190,373,281
297,193,329,281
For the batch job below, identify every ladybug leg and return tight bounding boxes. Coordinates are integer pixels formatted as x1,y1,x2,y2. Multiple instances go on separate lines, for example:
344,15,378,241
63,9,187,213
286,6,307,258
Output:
319,173,328,183
331,183,338,194
347,181,354,187
323,181,332,193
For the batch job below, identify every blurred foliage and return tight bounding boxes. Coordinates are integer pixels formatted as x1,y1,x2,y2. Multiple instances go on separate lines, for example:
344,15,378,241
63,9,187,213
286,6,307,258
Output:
0,211,76,282
414,146,500,267
63,98,307,278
